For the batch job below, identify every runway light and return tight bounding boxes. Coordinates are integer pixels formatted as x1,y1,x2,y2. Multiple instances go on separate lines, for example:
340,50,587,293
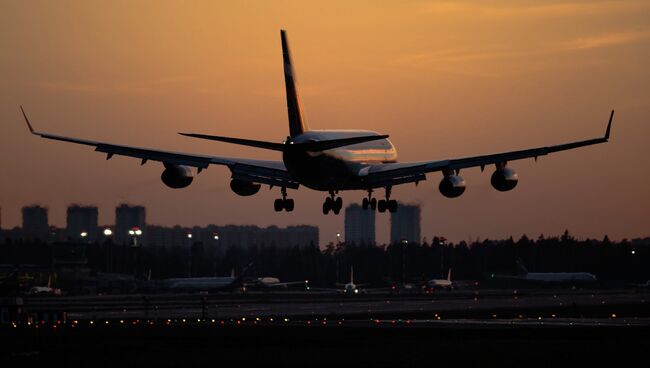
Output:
104,228,113,236
611,314,617,318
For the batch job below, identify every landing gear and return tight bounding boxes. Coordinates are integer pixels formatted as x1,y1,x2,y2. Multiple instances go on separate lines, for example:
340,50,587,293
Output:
376,186,398,213
274,187,294,212
362,190,377,211
323,191,343,215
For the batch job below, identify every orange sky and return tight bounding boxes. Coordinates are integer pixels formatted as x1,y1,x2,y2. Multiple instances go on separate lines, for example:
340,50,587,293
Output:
1,0,649,244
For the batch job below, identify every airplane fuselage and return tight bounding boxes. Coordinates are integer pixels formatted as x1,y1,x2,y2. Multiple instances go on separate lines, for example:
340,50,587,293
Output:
283,130,397,191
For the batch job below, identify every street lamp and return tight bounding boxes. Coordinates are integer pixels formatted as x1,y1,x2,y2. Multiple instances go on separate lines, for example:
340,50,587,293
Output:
129,227,142,246
336,232,341,244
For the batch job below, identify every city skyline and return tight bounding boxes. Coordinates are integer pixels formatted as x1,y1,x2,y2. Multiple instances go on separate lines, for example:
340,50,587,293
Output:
1,2,649,245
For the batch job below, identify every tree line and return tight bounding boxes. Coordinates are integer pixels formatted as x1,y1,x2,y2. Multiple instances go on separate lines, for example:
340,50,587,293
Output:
1,231,648,287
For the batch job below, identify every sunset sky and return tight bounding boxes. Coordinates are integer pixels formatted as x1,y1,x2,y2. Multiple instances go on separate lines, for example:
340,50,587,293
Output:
1,1,648,245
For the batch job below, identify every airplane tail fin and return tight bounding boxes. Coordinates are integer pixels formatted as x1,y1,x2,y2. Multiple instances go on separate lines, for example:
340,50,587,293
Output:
447,269,452,282
281,30,308,138
515,257,529,275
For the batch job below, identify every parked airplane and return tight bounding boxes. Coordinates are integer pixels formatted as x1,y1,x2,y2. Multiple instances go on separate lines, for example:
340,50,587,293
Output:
241,277,309,291
337,266,367,294
513,258,597,284
20,30,614,215
426,269,454,290
163,263,253,292
27,275,62,296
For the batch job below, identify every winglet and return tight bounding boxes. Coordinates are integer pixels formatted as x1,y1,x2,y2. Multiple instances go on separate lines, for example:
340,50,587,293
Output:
605,109,614,140
20,105,36,134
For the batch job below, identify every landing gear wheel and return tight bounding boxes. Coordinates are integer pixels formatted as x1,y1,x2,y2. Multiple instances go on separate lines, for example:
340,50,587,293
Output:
335,197,342,211
388,200,398,213
377,199,387,213
322,198,332,215
284,199,295,212
274,199,284,212
370,198,377,210
362,198,369,210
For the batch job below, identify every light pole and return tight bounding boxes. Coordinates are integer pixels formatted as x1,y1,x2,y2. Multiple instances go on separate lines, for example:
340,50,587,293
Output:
103,228,113,273
129,227,142,247
401,239,408,284
187,233,193,277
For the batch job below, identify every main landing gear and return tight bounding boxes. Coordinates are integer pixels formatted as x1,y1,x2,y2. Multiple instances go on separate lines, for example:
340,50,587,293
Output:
363,187,397,213
274,187,294,212
323,190,343,215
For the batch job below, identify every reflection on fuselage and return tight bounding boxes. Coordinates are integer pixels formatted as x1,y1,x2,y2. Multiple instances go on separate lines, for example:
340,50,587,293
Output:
283,130,397,191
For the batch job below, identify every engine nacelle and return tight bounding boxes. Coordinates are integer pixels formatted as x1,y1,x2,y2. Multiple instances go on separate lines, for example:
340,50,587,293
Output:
161,165,193,189
439,175,466,198
491,167,518,192
230,179,261,196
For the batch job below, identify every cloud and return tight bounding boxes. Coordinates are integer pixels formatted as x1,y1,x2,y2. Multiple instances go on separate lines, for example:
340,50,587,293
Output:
37,75,200,94
559,31,650,51
421,0,650,18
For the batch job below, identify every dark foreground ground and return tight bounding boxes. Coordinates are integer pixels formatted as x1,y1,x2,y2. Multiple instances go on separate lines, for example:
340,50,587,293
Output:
3,322,649,367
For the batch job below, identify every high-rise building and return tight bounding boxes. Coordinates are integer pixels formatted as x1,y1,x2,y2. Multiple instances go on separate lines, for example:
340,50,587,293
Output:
66,205,99,242
22,205,49,241
390,204,421,244
344,204,375,245
115,204,146,245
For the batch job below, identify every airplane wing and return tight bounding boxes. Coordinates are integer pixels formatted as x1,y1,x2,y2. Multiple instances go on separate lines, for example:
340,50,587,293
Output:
20,107,299,189
360,110,614,188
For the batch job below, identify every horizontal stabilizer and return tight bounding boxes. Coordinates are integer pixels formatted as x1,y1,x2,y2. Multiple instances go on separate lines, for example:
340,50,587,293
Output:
179,132,389,152
178,133,286,151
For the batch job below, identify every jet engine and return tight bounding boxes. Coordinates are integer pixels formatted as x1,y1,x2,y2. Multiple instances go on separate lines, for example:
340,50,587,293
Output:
439,175,466,198
230,179,261,196
161,164,194,189
490,167,518,191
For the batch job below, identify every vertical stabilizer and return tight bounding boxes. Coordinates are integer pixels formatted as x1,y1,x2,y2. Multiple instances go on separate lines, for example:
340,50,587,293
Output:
281,30,308,138
446,269,452,282
515,257,529,276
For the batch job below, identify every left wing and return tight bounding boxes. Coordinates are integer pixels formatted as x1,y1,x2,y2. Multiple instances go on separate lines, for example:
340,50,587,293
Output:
361,110,614,188
20,107,299,189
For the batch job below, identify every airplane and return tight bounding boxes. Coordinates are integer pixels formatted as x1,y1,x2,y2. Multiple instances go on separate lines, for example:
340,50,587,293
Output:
512,257,597,284
20,30,615,215
337,266,368,294
241,277,309,292
426,269,454,290
163,263,253,292
27,275,62,296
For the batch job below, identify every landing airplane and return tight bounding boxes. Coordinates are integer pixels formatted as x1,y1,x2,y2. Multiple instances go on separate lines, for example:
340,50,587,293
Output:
21,30,614,215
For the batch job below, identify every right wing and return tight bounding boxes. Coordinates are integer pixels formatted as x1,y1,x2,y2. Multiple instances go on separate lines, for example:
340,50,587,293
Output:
21,107,299,189
361,110,614,188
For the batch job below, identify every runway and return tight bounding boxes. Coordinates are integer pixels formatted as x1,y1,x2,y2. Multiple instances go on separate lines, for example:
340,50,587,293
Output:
9,288,650,324
3,289,649,366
